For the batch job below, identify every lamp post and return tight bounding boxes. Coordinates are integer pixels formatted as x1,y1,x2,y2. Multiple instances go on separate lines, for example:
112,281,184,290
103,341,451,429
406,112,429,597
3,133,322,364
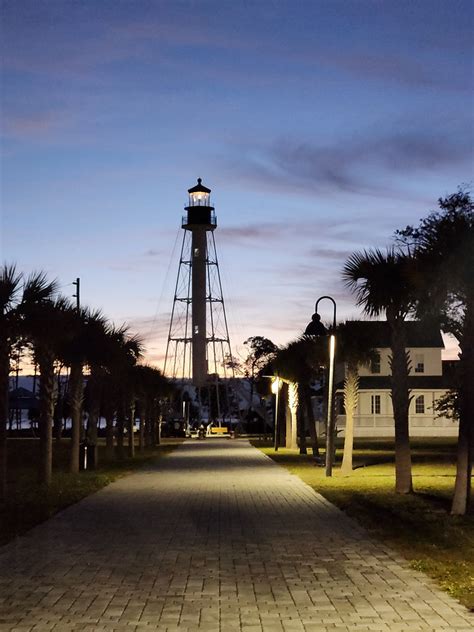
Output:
305,296,337,477
271,376,281,451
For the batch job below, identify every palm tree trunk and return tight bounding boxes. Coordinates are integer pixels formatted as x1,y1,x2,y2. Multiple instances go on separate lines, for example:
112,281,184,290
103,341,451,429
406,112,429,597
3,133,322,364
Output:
87,372,101,446
451,412,472,514
138,400,145,454
53,370,63,442
0,343,9,500
451,300,474,515
105,413,115,460
287,382,298,450
127,402,135,458
69,361,83,474
116,401,125,459
305,386,319,457
145,401,153,448
389,315,413,494
155,402,162,446
297,383,307,454
38,352,55,486
341,365,359,476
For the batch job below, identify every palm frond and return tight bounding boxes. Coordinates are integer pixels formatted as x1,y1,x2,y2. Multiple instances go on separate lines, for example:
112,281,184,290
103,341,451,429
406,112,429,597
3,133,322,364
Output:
22,271,58,304
343,247,417,318
0,264,22,314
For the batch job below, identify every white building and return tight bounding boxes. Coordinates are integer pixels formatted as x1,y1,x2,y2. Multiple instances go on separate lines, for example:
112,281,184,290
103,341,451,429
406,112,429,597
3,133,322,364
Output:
335,322,458,438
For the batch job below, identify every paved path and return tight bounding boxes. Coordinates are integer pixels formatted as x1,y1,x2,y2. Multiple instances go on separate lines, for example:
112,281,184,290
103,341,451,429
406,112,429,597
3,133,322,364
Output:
0,439,472,632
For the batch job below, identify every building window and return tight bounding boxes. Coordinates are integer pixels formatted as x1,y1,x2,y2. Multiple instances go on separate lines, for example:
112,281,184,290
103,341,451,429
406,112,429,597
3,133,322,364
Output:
415,395,425,414
371,353,381,374
414,354,424,373
371,395,381,414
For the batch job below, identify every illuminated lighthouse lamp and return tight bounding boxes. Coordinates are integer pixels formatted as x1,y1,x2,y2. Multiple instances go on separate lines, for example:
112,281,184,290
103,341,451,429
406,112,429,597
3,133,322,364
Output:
188,178,211,206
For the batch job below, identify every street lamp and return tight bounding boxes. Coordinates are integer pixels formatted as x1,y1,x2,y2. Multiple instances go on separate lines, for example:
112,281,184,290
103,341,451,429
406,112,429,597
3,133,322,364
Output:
305,296,337,477
271,376,281,451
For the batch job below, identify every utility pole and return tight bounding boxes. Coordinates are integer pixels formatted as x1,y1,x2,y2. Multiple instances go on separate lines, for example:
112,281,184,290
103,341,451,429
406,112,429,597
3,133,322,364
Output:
72,277,80,311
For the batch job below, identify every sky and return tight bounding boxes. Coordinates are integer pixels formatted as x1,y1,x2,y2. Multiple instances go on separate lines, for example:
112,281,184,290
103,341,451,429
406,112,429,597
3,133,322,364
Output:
1,0,473,369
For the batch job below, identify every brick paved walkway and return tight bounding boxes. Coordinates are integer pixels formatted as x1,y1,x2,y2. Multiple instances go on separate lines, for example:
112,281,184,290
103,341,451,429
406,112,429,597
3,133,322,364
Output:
0,439,472,632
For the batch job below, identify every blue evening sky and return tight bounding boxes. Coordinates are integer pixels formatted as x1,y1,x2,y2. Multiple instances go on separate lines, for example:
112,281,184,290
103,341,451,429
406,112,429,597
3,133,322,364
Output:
1,0,473,365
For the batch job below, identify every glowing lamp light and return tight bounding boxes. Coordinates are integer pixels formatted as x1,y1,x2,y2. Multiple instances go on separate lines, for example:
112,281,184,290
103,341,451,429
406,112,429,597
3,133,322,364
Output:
188,178,211,207
271,376,281,395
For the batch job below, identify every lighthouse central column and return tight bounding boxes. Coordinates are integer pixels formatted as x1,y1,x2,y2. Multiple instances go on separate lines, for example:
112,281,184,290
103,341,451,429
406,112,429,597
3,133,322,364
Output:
191,228,208,386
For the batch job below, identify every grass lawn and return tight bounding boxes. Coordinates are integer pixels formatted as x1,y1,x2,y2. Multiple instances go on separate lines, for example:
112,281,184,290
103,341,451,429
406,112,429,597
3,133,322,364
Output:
252,438,474,610
0,438,183,547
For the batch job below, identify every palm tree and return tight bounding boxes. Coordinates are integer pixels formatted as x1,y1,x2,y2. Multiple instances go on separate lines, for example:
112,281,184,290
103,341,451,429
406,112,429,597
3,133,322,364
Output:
96,327,143,460
336,321,376,476
134,365,163,453
1,269,58,493
63,308,108,473
343,248,417,494
0,265,22,499
116,332,143,458
82,317,117,465
101,371,118,460
272,337,327,456
21,292,72,485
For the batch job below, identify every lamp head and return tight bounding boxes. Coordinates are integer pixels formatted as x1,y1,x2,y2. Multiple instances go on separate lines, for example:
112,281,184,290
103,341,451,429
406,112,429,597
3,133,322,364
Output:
304,312,328,337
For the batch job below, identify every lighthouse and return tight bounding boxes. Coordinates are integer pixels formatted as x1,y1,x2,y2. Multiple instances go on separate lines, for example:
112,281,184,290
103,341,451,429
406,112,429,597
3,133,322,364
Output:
164,179,233,394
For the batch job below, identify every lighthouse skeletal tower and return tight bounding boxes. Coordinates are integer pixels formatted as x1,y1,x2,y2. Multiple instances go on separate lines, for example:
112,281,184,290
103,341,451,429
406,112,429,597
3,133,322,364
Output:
164,179,233,400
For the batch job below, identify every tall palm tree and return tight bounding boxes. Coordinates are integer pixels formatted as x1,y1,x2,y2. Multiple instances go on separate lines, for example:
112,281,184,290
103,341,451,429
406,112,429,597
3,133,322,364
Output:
21,292,72,486
336,321,376,476
103,327,143,459
82,317,116,465
1,269,58,494
0,265,22,500
101,371,118,460
134,365,165,453
343,248,417,494
63,308,108,473
121,336,144,458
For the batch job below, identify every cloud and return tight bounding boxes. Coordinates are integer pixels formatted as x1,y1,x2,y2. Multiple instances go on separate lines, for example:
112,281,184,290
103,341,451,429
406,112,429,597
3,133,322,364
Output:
2,108,76,141
225,125,473,200
319,51,467,92
307,247,352,262
220,223,285,244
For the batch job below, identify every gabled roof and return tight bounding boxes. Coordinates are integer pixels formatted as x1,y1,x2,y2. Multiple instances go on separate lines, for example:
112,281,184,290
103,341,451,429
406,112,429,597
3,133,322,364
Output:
346,321,444,348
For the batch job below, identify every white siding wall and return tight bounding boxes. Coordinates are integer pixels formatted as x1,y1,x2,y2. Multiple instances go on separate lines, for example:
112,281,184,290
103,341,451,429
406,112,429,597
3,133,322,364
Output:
358,347,443,377
358,348,391,376
337,389,457,437
336,343,456,437
408,348,442,376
